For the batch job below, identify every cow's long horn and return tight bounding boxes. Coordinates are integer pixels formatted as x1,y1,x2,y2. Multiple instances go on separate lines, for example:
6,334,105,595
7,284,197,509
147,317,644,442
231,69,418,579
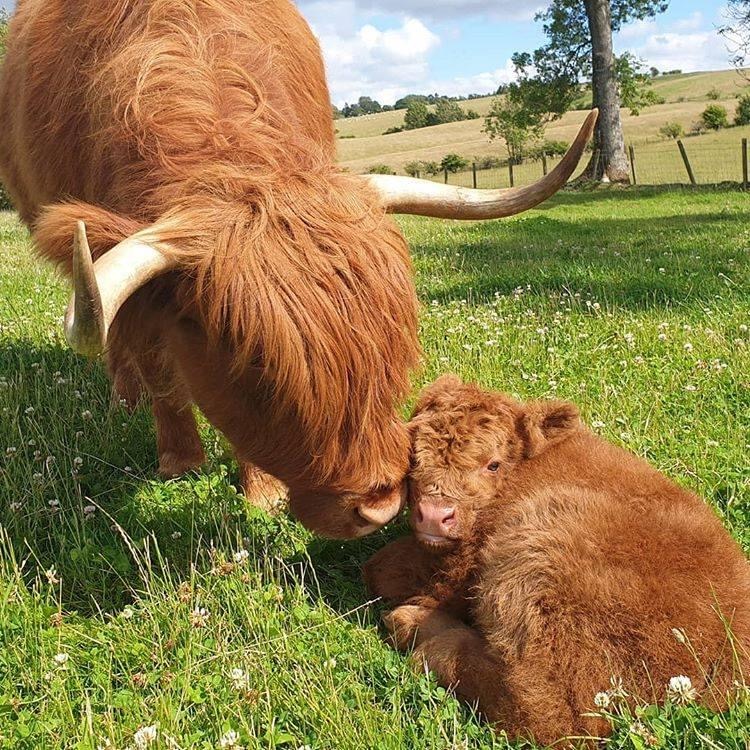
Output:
366,109,598,219
64,221,176,357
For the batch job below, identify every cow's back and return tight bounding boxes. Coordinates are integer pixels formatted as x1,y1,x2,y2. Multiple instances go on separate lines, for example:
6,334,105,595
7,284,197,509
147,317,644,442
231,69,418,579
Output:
0,0,335,224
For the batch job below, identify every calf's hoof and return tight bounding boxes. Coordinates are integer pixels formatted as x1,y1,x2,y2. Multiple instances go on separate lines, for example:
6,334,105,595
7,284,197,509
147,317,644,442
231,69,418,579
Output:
383,604,434,651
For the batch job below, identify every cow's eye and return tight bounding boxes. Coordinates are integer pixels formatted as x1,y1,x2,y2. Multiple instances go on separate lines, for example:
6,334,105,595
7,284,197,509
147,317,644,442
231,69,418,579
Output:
487,461,500,473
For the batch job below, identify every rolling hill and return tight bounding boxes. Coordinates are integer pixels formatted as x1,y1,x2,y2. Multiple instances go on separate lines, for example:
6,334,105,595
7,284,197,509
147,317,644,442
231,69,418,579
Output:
336,68,750,175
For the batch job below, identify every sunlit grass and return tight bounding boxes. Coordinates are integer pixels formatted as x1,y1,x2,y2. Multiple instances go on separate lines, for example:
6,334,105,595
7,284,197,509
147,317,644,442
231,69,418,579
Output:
0,186,748,748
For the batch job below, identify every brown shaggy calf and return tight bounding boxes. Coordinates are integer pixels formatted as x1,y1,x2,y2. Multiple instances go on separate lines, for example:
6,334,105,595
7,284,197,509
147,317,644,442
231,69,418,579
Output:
365,375,750,744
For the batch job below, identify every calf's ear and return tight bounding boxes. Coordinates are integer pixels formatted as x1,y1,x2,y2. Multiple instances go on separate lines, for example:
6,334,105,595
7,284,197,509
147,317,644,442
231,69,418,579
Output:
518,400,580,458
411,374,464,418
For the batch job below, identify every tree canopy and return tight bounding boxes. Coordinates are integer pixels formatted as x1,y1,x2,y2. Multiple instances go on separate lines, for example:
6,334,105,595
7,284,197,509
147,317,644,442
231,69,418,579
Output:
721,0,750,71
516,0,669,116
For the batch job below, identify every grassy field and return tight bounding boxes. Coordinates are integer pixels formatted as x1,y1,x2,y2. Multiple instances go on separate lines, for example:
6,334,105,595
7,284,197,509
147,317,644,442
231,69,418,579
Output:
336,68,750,174
1,187,749,749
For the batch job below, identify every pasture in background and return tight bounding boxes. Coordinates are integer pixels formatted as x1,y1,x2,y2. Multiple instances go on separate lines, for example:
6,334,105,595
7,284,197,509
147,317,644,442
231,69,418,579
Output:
337,69,750,184
0,186,748,748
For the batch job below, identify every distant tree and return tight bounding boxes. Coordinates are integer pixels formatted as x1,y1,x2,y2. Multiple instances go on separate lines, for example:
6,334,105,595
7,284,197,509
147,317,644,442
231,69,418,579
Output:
466,109,480,119
357,96,382,115
659,121,684,139
440,154,469,173
649,66,660,77
404,160,440,177
366,164,396,175
434,98,465,124
720,0,750,73
404,101,430,130
701,104,730,130
735,93,750,124
707,88,721,100
404,161,423,177
394,94,429,110
484,93,545,164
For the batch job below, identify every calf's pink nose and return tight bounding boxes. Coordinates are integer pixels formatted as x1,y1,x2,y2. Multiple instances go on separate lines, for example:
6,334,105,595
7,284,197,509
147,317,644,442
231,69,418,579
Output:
414,502,456,536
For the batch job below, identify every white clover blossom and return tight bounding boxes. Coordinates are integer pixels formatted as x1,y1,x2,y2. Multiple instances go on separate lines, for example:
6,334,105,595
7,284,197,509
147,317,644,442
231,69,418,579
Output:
233,549,250,564
593,692,611,709
667,675,698,704
53,652,69,667
230,668,249,691
133,725,158,747
218,730,243,749
191,607,210,628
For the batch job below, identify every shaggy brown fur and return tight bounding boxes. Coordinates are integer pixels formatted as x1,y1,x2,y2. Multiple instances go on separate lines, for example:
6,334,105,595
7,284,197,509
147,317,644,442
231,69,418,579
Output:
364,375,750,744
0,0,420,537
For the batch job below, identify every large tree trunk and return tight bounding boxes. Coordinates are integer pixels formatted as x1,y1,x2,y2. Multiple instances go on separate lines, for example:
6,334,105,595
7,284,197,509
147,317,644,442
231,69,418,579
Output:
581,0,630,183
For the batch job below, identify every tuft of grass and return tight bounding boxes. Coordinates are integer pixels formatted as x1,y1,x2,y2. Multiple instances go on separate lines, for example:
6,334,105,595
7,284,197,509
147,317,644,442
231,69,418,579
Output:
0,187,748,748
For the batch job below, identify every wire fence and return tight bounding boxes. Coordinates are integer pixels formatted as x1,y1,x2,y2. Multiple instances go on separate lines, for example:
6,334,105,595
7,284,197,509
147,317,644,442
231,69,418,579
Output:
425,137,750,189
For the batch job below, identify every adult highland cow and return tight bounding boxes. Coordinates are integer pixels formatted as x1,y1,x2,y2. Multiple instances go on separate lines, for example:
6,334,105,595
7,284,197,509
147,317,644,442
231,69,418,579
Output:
0,0,596,538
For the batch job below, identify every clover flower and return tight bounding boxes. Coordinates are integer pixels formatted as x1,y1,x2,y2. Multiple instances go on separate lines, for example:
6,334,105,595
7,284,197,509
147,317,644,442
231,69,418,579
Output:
190,606,210,628
133,725,158,747
230,668,249,691
667,675,698,704
593,692,611,709
219,730,243,749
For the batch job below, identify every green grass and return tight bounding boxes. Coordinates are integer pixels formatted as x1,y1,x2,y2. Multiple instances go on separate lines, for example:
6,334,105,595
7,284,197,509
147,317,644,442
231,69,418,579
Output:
1,187,749,749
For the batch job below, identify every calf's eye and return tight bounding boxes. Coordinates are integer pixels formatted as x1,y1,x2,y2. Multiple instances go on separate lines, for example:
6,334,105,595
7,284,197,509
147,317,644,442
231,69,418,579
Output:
487,461,500,473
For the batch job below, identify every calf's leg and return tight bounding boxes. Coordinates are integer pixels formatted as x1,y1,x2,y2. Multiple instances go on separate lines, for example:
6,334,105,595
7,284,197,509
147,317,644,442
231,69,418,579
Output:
363,537,439,605
384,605,520,731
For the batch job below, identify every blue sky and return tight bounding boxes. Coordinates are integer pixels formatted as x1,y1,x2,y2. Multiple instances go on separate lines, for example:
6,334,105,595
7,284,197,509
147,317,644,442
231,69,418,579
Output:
1,1,737,105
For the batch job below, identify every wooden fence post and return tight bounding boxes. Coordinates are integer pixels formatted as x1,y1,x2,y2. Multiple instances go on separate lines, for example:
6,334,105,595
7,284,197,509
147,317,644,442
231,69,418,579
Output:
508,160,515,188
541,153,548,176
677,140,697,185
742,138,748,189
629,144,637,185
444,168,449,184
472,162,478,189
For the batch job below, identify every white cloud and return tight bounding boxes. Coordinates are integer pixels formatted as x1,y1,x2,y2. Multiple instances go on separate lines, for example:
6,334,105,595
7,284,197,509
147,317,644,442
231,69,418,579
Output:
671,12,704,32
619,18,658,40
429,61,517,99
311,12,441,105
634,30,731,73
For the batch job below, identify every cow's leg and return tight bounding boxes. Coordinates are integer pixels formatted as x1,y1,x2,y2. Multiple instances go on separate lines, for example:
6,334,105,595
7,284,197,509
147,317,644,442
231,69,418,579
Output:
384,605,518,731
238,461,287,512
108,346,145,410
121,346,205,478
363,536,439,605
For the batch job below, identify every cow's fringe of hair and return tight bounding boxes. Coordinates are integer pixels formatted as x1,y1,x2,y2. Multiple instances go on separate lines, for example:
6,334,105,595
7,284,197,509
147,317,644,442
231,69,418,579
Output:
31,0,420,487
